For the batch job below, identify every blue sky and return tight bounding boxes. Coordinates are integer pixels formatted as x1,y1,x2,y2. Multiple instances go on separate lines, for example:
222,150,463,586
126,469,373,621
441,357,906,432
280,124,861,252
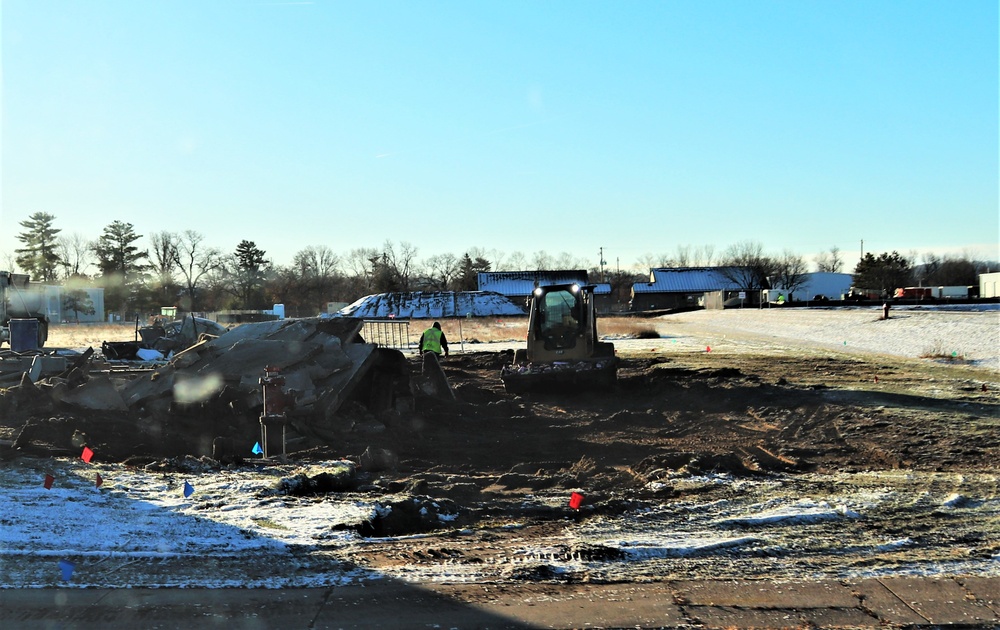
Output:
2,1,997,273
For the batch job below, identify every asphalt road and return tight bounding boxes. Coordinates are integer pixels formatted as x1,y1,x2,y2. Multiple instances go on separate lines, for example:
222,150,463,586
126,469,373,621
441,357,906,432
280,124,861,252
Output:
2,576,998,629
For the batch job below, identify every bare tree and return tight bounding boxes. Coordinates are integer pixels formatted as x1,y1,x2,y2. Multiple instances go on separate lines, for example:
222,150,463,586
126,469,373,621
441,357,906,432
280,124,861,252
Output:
772,250,810,300
501,251,527,271
635,253,658,272
345,247,379,293
692,245,715,266
293,245,341,279
675,245,692,267
814,246,844,273
287,245,343,312
58,232,95,278
148,231,180,308
173,230,223,312
487,248,508,271
553,251,586,270
423,253,460,290
149,231,179,280
375,240,418,291
718,240,776,292
531,250,553,270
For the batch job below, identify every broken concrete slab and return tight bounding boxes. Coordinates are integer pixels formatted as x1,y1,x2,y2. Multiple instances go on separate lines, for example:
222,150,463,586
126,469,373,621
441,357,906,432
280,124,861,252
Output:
59,375,128,411
29,356,68,383
413,352,454,400
315,343,378,421
195,339,323,380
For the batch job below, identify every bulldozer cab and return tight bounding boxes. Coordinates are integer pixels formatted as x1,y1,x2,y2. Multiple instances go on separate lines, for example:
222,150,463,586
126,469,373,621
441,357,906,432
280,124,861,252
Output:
527,283,596,362
502,282,616,393
536,286,583,349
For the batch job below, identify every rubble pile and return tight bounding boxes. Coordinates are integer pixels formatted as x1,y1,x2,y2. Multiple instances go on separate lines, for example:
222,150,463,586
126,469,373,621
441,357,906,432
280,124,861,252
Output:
0,317,418,461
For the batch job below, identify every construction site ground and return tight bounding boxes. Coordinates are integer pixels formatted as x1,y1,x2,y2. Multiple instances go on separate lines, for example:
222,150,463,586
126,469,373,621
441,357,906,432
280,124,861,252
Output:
2,309,999,628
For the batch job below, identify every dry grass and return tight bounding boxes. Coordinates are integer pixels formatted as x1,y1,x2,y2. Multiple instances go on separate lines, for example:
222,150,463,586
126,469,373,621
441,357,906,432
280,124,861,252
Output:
46,316,657,349
919,339,966,362
425,316,658,343
47,323,146,349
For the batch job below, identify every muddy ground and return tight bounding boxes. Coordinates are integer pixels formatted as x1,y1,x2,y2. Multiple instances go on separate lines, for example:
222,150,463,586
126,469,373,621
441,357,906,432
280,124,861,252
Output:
3,332,998,586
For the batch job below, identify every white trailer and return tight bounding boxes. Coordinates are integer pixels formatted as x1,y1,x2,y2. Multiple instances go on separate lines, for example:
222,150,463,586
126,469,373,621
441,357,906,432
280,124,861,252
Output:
933,286,971,299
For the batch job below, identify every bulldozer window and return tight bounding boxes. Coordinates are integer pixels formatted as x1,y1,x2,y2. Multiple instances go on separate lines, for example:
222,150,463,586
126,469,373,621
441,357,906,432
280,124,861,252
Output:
539,289,581,348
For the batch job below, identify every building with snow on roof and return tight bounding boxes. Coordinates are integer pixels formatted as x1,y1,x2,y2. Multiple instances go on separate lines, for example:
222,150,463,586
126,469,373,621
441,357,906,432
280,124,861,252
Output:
477,270,613,313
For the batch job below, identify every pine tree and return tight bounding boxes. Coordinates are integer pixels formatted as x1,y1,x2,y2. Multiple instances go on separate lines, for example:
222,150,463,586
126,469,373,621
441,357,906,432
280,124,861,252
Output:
15,212,63,281
853,251,912,297
93,221,150,316
231,240,269,308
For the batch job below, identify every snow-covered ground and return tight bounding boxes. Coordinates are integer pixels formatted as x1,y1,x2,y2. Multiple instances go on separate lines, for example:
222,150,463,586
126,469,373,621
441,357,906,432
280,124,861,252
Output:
4,457,998,588
455,304,999,373
653,304,999,372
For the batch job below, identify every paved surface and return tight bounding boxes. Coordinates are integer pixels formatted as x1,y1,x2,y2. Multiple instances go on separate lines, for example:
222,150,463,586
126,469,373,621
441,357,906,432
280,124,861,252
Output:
1,576,998,628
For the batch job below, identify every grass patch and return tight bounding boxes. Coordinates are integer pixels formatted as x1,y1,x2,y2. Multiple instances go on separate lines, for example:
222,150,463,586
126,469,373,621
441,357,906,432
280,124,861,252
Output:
920,339,965,362
251,517,290,531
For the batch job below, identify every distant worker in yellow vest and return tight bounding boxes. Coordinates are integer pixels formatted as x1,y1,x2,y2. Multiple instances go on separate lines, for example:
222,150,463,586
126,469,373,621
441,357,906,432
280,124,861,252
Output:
418,321,449,358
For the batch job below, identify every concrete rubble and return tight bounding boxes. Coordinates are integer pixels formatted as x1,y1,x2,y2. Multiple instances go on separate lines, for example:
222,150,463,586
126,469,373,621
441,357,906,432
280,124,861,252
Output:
0,317,431,460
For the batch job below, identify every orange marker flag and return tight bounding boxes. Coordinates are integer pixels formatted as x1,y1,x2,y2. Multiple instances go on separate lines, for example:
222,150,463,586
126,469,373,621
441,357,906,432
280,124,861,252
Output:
81,447,94,463
44,474,55,489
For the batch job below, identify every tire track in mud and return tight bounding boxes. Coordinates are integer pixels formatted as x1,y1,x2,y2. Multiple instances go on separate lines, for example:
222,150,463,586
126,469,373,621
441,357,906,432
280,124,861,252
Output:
341,469,1000,585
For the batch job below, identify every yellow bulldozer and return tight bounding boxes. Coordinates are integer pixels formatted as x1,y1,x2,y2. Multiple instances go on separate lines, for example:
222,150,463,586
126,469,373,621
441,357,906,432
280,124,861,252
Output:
501,283,617,394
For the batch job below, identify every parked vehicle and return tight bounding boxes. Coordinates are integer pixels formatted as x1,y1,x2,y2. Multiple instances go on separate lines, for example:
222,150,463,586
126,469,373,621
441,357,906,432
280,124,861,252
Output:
894,287,932,299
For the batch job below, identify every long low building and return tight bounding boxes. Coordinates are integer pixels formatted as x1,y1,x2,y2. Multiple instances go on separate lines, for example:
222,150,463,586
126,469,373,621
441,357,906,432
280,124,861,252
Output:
478,270,612,313
630,267,748,311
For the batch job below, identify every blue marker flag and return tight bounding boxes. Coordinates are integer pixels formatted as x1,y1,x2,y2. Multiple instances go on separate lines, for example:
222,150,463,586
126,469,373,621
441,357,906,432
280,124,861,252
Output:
252,442,263,455
183,481,194,498
59,559,75,581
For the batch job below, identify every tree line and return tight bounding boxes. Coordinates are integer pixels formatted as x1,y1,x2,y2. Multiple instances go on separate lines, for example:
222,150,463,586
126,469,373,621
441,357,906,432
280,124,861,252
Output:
7,212,602,318
6,212,994,319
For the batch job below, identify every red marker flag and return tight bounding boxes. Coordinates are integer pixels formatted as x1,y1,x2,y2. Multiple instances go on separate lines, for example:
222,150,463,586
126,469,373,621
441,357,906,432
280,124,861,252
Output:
95,473,103,488
569,492,584,509
81,447,94,463
44,474,55,489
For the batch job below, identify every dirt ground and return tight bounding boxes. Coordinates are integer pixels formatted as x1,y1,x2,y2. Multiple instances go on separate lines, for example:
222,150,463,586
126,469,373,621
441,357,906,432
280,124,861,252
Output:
2,319,999,587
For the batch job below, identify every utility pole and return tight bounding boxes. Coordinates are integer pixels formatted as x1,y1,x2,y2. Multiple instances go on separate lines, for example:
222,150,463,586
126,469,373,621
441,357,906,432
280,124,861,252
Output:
599,247,607,283
860,239,864,261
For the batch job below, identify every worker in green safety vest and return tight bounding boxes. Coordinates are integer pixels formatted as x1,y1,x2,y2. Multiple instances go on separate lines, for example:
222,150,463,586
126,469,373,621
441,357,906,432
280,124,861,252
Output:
418,321,449,357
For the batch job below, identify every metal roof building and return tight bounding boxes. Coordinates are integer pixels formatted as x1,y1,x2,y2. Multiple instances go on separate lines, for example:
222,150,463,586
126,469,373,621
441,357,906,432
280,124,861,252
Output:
630,267,748,311
477,270,590,296
632,267,742,294
477,270,613,313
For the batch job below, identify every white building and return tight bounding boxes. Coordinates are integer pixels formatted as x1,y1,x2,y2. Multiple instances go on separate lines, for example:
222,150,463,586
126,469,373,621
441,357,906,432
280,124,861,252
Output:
767,272,853,302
